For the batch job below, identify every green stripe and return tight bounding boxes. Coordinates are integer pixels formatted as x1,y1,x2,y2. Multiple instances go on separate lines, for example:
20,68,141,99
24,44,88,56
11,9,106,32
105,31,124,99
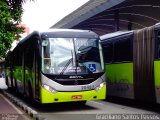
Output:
105,62,133,84
154,61,160,86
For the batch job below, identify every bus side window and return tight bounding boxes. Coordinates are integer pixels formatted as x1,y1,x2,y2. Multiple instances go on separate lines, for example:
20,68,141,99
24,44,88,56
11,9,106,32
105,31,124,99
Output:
25,40,34,69
113,38,132,63
102,41,113,63
157,30,160,59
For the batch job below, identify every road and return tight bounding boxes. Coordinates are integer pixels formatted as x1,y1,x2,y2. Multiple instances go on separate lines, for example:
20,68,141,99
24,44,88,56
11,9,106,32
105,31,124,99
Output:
0,78,31,120
0,78,160,120
5,90,160,120
33,100,160,120
0,91,31,120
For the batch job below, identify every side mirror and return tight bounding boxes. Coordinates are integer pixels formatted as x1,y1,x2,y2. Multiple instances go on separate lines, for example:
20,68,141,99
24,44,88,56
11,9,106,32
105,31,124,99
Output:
42,40,49,46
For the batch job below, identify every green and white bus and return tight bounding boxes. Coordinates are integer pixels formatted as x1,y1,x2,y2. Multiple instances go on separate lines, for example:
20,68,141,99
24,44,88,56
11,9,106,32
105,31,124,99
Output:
5,29,106,104
100,23,160,104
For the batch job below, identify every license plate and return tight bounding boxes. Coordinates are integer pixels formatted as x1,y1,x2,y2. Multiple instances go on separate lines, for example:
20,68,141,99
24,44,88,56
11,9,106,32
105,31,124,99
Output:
72,95,82,99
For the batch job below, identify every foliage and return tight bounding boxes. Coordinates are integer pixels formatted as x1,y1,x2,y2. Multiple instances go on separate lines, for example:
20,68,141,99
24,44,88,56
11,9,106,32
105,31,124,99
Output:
0,0,28,58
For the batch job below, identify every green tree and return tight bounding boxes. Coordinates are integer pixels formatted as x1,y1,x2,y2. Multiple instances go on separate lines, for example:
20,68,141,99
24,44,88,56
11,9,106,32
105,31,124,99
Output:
0,0,30,59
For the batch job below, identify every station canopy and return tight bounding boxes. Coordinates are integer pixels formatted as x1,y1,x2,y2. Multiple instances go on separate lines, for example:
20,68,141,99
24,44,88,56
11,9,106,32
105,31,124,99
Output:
51,0,160,35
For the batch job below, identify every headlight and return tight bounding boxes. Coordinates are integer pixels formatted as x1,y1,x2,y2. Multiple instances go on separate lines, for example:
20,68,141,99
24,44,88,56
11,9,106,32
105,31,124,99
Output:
42,84,57,94
95,82,106,91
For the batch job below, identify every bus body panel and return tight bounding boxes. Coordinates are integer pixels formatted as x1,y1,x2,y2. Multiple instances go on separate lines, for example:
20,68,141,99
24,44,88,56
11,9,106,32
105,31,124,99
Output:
41,73,106,92
40,85,106,103
40,72,106,103
154,60,160,104
105,63,134,99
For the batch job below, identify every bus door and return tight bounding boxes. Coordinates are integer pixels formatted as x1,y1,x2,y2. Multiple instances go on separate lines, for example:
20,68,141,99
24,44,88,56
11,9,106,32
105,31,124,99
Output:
21,52,25,94
33,50,40,100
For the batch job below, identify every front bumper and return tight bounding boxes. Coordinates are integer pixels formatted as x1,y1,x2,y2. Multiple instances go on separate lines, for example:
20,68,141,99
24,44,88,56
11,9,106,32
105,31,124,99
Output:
40,85,106,103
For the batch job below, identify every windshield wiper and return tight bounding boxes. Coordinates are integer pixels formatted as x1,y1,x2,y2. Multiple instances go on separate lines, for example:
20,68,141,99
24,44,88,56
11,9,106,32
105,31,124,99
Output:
73,38,78,74
59,58,73,75
59,50,74,75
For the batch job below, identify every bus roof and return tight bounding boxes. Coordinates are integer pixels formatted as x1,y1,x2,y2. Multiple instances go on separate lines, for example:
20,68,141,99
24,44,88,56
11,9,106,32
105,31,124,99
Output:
100,31,133,40
11,29,99,52
39,28,94,33
19,28,99,43
155,22,160,30
38,28,99,39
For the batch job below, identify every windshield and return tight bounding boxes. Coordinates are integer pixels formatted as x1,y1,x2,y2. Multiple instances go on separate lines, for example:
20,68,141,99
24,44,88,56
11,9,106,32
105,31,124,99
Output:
41,38,103,75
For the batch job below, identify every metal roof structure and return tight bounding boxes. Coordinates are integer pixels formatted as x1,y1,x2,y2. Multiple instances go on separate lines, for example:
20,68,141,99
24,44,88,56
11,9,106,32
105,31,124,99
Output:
51,0,160,35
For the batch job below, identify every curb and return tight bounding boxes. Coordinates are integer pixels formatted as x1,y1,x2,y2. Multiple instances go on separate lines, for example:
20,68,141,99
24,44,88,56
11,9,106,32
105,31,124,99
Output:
2,90,46,120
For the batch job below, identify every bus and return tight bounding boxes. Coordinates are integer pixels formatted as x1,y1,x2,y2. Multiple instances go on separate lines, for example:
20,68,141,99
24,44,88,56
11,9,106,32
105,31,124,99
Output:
5,29,106,104
100,23,160,104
